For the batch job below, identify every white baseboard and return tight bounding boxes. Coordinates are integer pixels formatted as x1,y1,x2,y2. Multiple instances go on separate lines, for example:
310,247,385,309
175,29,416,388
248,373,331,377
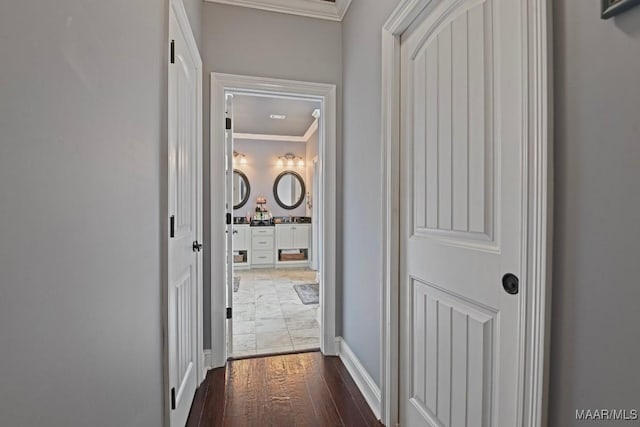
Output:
336,337,382,420
203,349,214,371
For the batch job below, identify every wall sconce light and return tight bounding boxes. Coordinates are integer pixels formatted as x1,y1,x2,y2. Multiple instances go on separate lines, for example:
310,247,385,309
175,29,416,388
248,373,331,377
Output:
233,150,247,165
277,152,304,168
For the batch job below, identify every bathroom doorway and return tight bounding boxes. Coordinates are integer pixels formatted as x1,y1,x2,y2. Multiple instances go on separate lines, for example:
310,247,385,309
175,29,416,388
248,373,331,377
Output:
228,93,321,357
210,73,338,365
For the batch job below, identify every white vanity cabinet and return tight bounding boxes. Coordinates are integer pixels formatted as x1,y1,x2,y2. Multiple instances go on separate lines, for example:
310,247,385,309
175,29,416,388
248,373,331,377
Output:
232,224,250,269
275,224,310,267
251,227,275,267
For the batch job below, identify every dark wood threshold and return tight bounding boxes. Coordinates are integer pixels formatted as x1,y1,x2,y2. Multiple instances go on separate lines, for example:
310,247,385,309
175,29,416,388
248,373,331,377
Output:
186,351,383,426
229,347,320,361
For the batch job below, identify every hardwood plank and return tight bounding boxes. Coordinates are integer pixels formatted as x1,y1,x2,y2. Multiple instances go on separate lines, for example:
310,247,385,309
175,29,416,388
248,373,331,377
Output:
185,375,208,427
304,353,344,426
328,357,383,427
186,351,380,427
198,367,226,426
319,357,370,427
225,357,268,421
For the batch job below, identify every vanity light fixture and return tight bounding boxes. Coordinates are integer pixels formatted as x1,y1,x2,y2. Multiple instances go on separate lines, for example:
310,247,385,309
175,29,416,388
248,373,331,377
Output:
277,152,304,168
233,150,247,165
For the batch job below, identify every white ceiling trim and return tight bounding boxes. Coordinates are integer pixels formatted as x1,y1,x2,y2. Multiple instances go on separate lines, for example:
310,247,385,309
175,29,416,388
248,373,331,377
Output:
233,132,306,142
234,118,318,142
302,118,318,140
204,0,352,21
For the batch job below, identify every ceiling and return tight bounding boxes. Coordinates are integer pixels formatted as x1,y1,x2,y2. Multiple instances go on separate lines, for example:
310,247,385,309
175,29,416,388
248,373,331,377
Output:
233,94,320,137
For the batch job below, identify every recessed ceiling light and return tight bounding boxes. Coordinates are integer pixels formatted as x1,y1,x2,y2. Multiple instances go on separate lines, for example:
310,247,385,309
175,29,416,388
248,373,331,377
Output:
270,114,286,120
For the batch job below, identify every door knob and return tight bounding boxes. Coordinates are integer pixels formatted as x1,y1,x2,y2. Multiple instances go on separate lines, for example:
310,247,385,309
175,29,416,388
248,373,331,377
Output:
233,230,238,234
502,273,519,295
192,241,203,252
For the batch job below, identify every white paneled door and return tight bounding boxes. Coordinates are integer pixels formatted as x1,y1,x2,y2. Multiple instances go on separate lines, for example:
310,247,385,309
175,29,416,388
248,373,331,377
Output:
168,5,201,426
400,0,525,426
225,93,234,357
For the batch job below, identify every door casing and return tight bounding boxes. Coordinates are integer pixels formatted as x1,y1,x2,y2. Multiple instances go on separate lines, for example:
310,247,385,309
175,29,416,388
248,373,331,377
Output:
210,73,338,366
379,0,553,425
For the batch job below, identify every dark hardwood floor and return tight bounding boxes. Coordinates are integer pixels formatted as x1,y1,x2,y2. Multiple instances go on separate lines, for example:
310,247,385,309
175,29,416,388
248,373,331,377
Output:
186,351,383,427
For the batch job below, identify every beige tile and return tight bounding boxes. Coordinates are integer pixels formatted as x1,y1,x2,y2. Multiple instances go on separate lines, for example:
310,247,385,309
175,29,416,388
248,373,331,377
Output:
290,327,320,341
233,320,255,335
290,328,320,350
256,303,284,320
255,318,288,334
234,303,255,314
234,268,321,353
255,293,280,304
280,301,311,314
284,310,318,323
256,330,292,350
293,340,320,351
233,333,256,354
233,348,257,357
256,345,295,355
286,318,319,331
234,303,256,321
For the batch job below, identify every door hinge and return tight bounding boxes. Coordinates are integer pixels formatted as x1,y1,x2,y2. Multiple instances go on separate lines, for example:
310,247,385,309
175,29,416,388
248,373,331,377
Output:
225,117,232,130
170,40,175,64
226,212,232,225
170,215,175,238
226,307,232,319
170,387,176,410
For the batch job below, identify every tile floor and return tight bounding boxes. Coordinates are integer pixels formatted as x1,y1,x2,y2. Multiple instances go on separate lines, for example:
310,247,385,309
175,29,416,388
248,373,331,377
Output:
231,268,319,357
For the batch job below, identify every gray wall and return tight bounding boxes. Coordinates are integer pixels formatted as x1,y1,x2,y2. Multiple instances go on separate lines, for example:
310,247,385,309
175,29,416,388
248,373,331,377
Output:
341,0,399,386
0,0,175,425
201,3,342,348
549,1,640,424
233,139,308,217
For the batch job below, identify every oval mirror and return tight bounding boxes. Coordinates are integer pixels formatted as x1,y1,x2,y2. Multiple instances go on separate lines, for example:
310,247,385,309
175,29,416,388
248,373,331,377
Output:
273,171,305,210
233,169,251,209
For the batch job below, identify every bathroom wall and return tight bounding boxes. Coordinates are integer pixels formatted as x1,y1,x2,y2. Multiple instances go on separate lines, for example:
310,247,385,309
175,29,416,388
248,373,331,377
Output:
233,139,308,217
305,128,319,217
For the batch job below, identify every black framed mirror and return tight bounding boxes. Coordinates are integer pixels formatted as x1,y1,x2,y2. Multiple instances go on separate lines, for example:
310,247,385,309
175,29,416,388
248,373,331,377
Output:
233,169,251,209
273,170,305,210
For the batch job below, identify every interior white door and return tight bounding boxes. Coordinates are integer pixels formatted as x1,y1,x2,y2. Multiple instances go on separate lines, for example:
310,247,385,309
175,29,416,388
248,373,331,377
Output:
400,0,525,425
225,94,234,356
168,9,200,427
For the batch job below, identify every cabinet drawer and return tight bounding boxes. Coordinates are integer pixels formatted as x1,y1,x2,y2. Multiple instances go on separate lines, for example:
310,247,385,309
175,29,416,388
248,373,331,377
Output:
252,250,274,265
252,236,274,250
251,227,274,236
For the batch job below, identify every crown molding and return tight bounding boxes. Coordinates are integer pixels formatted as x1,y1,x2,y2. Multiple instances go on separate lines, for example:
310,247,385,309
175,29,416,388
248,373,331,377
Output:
204,0,352,21
234,118,318,142
302,118,318,140
233,132,306,142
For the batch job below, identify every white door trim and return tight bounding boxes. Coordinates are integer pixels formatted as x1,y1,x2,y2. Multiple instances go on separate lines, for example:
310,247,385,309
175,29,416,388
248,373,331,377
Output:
210,73,338,367
164,0,204,425
203,0,352,22
379,0,553,425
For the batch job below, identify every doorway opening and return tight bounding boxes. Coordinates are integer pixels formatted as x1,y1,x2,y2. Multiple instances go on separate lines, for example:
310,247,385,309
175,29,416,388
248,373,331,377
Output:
210,73,338,367
228,93,322,357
